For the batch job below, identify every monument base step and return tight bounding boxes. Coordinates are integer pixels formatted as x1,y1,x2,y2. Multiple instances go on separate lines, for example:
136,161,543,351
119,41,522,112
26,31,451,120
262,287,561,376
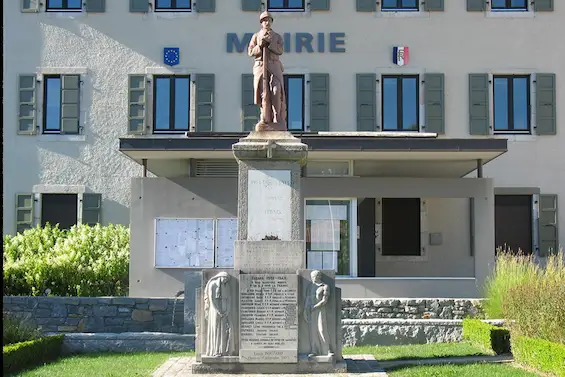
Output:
191,359,347,374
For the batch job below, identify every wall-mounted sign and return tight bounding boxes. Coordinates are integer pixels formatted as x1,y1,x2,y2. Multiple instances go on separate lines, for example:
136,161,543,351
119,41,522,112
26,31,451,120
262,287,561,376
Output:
163,47,180,66
393,46,409,66
227,32,346,53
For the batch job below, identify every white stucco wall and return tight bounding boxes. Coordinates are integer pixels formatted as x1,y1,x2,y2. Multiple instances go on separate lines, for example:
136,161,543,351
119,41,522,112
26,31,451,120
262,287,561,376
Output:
2,1,564,242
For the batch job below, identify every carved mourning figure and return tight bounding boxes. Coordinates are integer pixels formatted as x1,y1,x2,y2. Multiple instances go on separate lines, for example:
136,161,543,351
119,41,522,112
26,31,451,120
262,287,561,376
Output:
204,272,234,357
303,270,332,357
248,11,287,131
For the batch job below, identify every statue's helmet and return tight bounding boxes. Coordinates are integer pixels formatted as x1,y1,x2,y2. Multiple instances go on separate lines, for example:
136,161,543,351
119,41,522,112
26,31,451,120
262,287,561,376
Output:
259,11,273,23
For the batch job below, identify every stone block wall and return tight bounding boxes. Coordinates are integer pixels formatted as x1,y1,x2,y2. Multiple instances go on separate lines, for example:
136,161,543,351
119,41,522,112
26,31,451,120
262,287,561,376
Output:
3,296,484,335
2,296,185,334
341,299,484,320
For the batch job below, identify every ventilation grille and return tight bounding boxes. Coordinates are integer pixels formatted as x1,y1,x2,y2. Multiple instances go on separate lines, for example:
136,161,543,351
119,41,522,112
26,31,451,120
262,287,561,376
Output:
194,159,238,177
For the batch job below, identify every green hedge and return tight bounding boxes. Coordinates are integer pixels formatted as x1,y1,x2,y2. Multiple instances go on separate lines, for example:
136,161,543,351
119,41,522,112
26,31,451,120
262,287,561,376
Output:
3,223,129,296
3,334,65,375
512,335,565,377
462,319,511,355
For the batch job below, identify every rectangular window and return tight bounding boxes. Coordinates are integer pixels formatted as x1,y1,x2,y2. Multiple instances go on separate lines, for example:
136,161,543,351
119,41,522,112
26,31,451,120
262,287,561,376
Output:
44,76,62,133
46,0,82,11
493,75,530,133
491,0,528,11
284,75,305,131
382,0,419,11
382,75,419,131
381,198,421,256
154,0,192,11
306,200,351,276
41,194,78,230
43,75,81,135
268,0,305,11
153,75,190,133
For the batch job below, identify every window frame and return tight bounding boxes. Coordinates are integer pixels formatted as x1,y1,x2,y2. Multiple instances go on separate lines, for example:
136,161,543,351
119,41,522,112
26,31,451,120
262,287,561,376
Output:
381,0,419,11
154,0,192,12
152,75,191,134
284,74,306,132
492,74,531,134
267,0,306,12
381,74,420,132
45,0,83,12
490,0,528,11
42,74,74,135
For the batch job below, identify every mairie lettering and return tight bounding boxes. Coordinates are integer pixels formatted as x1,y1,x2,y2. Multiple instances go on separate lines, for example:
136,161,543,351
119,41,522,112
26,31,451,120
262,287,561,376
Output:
227,32,346,53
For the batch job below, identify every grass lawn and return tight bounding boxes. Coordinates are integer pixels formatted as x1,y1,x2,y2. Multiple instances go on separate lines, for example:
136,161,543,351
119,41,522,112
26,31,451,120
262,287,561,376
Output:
8,351,193,377
387,363,540,377
343,341,493,361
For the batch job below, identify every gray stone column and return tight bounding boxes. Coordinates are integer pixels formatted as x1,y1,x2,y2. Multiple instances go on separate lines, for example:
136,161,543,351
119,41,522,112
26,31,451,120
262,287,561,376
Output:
473,178,495,295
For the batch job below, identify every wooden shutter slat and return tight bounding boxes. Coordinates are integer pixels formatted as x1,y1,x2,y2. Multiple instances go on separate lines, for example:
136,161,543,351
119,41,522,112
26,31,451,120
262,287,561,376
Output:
195,0,216,12
242,74,259,131
242,0,262,11
425,73,445,134
534,0,553,11
539,194,558,257
467,0,485,11
310,74,330,132
128,75,147,134
356,74,376,131
424,0,444,11
130,0,149,12
61,75,80,134
85,0,106,12
16,193,34,234
195,74,214,132
356,0,376,12
18,74,37,135
535,73,556,135
82,193,102,226
310,0,330,11
469,73,490,135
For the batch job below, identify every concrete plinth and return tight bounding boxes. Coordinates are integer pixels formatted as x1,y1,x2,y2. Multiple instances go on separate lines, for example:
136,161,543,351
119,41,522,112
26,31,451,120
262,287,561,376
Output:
191,358,347,374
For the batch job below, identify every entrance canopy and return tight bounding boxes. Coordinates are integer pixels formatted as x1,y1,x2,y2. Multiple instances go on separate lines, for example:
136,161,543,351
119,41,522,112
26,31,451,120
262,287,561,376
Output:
119,132,508,178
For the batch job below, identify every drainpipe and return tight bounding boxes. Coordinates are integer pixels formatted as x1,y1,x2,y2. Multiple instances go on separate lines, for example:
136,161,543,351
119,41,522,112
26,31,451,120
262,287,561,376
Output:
142,159,147,178
476,159,483,178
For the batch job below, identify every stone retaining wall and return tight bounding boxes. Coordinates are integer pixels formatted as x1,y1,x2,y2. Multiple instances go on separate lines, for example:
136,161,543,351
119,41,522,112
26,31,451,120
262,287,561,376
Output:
3,296,483,335
342,298,483,320
2,296,185,334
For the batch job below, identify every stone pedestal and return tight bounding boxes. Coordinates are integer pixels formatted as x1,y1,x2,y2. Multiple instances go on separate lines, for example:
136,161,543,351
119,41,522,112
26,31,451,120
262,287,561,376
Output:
192,131,344,374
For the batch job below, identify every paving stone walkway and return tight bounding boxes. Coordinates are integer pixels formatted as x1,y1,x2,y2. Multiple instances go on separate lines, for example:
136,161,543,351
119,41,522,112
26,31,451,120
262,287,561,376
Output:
152,355,388,377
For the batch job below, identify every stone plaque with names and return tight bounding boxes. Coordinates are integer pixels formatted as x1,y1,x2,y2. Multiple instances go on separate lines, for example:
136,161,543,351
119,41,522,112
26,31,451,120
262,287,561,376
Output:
234,240,304,273
247,170,292,241
239,274,298,363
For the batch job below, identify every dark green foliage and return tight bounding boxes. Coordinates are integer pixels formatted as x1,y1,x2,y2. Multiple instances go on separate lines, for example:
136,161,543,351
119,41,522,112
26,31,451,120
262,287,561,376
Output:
3,334,64,375
462,319,511,355
3,313,42,346
511,335,565,377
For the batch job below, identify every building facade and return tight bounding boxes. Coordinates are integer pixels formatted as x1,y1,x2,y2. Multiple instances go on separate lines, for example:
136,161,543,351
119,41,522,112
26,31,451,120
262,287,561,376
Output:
3,0,562,298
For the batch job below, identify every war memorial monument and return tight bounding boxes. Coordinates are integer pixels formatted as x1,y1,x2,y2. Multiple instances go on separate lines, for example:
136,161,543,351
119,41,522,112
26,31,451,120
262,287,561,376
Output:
190,11,344,374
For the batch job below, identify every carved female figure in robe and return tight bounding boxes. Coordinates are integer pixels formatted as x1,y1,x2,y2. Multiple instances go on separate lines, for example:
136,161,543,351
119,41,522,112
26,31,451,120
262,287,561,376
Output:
204,272,233,357
303,270,332,356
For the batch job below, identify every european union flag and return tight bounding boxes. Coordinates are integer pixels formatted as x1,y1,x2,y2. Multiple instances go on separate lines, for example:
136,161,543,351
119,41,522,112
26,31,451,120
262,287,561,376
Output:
163,47,180,66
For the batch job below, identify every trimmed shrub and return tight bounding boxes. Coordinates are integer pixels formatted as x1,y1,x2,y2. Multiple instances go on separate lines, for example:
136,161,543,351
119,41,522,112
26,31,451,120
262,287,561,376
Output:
3,312,42,346
3,223,129,297
462,319,511,355
512,335,565,377
3,334,65,375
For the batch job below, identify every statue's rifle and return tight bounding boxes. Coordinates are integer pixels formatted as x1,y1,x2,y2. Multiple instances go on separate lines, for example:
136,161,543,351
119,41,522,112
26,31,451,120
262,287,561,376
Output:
262,33,273,123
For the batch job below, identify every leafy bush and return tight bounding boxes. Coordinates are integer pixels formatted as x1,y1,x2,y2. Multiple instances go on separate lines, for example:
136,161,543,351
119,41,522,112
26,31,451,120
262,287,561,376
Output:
3,334,65,375
484,249,565,344
511,335,565,377
462,319,511,355
3,223,130,297
3,313,42,346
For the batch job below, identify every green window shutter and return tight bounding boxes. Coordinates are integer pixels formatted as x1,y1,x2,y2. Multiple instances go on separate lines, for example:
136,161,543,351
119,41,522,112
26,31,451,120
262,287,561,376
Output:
242,74,259,131
356,0,376,12
424,73,445,134
356,74,376,131
535,73,556,135
22,0,40,12
242,0,262,11
82,193,102,226
310,0,330,11
128,75,147,134
534,0,553,11
195,0,215,12
18,74,37,135
469,74,490,135
130,0,149,12
16,193,34,234
85,0,105,12
61,75,80,134
310,73,330,132
539,194,558,257
424,0,444,11
467,0,485,11
195,74,214,132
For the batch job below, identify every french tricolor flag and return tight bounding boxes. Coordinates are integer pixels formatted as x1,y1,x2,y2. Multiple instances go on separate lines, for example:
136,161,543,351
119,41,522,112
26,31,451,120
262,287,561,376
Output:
393,46,410,67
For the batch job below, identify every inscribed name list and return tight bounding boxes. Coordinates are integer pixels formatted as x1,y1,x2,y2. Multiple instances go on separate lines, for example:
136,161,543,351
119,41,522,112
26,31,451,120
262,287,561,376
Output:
247,170,292,241
239,274,298,363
